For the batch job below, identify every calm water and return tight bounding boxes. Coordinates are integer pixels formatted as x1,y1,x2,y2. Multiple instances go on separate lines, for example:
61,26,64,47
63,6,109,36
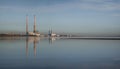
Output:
0,37,120,69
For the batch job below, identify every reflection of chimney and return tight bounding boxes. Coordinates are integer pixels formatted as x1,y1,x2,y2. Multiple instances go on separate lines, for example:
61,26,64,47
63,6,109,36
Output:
34,38,36,56
26,38,28,56
33,15,36,33
26,15,28,35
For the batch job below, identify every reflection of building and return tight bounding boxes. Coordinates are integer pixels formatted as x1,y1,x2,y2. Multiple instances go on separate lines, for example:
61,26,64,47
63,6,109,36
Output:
49,37,56,44
33,38,37,56
26,38,28,56
26,37,40,56
26,15,40,36
27,37,40,43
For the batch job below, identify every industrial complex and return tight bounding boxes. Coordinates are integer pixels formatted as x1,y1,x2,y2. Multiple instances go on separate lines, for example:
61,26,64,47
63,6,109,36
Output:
26,15,56,37
26,15,40,36
1,15,120,40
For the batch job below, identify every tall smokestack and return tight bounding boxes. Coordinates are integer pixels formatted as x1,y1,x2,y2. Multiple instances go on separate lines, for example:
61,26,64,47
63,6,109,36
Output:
33,15,36,33
26,15,28,35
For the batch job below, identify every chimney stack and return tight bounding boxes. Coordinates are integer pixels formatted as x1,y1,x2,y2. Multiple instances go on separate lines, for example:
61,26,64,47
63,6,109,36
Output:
33,15,36,33
26,15,28,35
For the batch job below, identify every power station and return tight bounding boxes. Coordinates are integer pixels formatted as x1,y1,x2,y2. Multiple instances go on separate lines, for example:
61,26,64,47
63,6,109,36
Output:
26,15,40,36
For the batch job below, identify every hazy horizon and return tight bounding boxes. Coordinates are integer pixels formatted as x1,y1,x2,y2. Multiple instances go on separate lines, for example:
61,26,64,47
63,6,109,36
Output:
0,0,120,36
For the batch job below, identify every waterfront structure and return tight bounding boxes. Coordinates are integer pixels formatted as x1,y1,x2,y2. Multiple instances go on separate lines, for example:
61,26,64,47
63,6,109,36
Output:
26,15,40,36
48,29,56,37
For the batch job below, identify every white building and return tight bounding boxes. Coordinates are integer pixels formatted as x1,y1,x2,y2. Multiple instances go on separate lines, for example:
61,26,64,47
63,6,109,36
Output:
28,32,40,36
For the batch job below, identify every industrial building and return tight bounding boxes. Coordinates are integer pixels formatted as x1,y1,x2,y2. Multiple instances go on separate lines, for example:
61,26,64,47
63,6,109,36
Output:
26,15,40,36
48,29,57,37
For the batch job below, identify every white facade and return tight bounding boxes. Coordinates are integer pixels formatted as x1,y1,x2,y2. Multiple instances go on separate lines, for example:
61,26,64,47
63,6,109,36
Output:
28,32,40,36
51,33,56,37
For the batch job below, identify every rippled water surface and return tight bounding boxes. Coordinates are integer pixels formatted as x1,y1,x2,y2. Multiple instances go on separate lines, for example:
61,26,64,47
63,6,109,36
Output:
0,37,120,69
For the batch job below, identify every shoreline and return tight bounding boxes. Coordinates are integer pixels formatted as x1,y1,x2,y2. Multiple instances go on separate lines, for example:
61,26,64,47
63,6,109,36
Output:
0,36,120,40
62,37,120,40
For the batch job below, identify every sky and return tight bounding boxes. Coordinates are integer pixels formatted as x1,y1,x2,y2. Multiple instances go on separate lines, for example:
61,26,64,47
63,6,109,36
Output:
0,0,120,36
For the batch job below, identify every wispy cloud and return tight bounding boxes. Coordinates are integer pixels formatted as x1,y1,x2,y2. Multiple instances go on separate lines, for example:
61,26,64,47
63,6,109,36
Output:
0,0,120,13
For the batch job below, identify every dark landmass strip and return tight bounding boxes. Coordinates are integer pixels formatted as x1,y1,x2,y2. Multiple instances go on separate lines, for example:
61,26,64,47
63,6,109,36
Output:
0,34,35,37
0,34,120,40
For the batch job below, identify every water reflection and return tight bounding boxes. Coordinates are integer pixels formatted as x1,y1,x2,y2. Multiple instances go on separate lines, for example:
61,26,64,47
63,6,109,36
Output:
48,37,56,44
0,37,120,69
25,37,56,56
26,37,40,56
26,38,28,56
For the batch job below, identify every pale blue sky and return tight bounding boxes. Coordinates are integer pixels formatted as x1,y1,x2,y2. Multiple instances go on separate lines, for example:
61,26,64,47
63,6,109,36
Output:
0,0,120,36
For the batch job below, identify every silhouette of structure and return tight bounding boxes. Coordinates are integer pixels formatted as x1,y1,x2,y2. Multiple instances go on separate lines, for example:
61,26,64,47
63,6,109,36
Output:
26,15,40,36
48,28,56,37
33,15,36,33
26,15,28,35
